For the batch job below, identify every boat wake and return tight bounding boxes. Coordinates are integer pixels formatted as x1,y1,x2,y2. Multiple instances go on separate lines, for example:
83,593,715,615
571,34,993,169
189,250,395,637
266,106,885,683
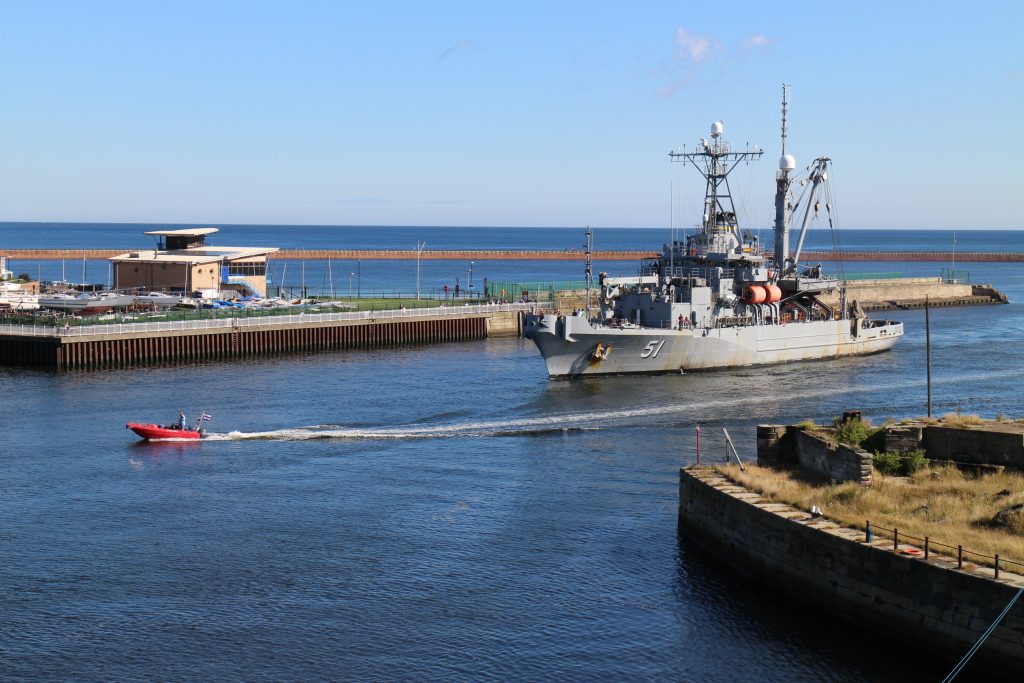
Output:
199,365,1024,443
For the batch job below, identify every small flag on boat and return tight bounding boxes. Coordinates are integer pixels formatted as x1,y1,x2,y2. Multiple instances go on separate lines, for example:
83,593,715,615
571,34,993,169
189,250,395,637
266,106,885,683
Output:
200,412,212,421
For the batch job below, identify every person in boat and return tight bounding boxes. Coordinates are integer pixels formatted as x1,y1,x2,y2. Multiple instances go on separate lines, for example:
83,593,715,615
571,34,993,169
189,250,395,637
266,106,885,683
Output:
176,411,186,430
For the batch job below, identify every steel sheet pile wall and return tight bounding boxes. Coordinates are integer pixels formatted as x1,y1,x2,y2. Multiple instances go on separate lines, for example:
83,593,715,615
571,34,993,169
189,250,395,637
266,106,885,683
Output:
0,316,489,370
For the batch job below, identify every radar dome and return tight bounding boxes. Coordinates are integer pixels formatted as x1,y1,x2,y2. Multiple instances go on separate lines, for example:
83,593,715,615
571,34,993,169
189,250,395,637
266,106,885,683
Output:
710,121,723,137
779,154,796,171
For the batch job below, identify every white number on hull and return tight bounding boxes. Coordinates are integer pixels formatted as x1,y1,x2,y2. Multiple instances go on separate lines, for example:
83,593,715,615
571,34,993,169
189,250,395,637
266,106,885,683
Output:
641,340,666,359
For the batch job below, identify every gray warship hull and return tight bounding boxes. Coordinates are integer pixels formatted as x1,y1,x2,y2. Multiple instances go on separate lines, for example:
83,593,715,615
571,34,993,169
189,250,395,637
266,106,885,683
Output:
524,90,905,378
525,313,902,377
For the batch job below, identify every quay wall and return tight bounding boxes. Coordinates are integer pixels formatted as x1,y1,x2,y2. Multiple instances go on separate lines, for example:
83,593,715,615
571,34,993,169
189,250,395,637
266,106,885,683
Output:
821,278,1006,310
0,305,529,370
678,467,1024,678
4,248,1024,262
511,278,1003,313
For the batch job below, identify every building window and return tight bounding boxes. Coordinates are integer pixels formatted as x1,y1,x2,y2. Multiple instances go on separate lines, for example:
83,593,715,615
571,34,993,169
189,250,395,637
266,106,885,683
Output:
227,261,267,277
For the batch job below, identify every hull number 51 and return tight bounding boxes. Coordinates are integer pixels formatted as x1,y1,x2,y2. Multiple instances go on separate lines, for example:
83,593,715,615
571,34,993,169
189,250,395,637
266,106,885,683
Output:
641,340,666,359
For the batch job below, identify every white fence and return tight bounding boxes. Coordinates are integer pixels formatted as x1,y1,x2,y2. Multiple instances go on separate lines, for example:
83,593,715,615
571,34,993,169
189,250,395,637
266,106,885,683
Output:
0,303,534,339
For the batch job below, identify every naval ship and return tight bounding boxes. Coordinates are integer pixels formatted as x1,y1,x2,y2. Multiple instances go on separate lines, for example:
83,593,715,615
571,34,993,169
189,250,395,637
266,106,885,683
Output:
524,87,903,377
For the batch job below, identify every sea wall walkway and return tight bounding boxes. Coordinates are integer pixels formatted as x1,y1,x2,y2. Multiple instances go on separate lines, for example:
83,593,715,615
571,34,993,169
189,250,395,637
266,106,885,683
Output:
0,303,531,370
4,249,1024,262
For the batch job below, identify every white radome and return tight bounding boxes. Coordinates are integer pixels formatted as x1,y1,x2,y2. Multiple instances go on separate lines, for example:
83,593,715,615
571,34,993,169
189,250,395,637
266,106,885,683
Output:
710,121,723,137
779,154,796,171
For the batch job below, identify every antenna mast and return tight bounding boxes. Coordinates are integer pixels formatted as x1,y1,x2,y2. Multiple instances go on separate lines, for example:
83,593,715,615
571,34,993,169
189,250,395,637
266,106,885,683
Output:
773,83,795,276
584,226,593,317
669,122,763,236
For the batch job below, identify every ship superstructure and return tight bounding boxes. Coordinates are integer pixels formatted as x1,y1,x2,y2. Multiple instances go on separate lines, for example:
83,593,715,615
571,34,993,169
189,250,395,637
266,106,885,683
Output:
524,86,903,377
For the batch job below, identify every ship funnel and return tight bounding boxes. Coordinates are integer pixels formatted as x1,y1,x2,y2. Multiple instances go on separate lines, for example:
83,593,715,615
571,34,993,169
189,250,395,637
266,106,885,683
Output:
710,121,723,138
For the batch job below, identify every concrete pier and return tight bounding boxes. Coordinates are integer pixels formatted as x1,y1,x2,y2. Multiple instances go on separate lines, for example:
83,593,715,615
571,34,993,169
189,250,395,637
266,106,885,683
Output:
0,303,529,370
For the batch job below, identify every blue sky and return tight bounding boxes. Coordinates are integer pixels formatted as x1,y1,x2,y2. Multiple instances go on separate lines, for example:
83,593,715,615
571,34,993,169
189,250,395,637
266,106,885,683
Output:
0,1,1020,229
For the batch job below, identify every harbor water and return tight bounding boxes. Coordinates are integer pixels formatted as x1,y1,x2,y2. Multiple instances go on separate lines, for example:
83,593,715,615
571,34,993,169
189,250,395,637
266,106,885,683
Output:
3,225,1024,681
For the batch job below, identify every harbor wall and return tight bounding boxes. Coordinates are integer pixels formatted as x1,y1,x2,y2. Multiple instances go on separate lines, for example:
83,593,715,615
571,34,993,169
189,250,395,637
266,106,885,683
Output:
820,277,1006,310
678,467,1024,678
5,248,1024,262
547,279,1003,313
0,306,529,370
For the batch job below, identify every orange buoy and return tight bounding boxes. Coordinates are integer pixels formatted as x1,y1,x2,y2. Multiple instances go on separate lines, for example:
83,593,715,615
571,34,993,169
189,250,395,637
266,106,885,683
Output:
763,284,782,303
742,286,766,304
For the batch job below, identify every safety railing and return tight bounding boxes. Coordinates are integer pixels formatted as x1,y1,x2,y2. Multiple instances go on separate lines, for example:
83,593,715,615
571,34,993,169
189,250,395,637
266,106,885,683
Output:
0,302,534,338
864,521,1024,580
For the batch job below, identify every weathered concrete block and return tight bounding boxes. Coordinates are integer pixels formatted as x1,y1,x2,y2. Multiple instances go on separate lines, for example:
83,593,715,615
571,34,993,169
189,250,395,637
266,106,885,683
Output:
757,424,791,465
923,426,1024,469
884,425,924,453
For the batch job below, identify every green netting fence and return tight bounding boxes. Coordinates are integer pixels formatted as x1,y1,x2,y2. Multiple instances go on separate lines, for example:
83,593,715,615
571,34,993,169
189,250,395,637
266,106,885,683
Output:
484,280,588,302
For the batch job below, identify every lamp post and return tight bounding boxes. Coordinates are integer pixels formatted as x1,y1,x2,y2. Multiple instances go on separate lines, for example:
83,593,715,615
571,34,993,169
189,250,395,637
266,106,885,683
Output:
349,272,354,298
467,261,474,293
415,241,426,300
357,260,361,298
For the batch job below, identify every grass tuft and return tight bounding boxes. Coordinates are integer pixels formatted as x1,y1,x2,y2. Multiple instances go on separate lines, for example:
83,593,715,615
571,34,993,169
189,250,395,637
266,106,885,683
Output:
941,412,987,427
717,463,1024,569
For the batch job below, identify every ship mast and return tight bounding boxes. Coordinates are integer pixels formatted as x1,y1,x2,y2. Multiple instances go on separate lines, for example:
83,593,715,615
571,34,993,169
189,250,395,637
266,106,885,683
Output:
670,123,762,239
773,84,795,274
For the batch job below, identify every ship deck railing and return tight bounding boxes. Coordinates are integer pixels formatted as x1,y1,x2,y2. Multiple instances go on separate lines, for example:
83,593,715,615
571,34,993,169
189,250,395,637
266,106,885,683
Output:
0,302,535,338
645,266,737,280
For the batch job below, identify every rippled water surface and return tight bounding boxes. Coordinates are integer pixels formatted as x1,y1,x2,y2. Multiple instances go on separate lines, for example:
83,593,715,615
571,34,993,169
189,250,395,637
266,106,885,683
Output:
4,260,1023,681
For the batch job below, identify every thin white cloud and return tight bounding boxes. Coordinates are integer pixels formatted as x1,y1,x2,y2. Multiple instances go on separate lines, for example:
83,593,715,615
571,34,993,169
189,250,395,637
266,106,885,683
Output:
674,27,717,62
742,34,772,49
658,76,693,99
439,40,475,60
657,28,773,97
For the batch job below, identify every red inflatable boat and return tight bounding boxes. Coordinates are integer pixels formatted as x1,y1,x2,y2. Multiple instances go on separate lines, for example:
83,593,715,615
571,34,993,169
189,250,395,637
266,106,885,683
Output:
126,423,204,440
127,412,211,440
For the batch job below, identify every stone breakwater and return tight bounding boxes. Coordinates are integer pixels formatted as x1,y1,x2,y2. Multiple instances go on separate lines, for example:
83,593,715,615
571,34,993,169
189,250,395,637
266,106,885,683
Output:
4,249,1024,261
678,467,1024,679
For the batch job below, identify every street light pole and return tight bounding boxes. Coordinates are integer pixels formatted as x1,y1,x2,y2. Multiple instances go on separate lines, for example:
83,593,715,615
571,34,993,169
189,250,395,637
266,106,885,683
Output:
415,241,426,300
467,261,474,293
357,260,361,298
349,272,354,298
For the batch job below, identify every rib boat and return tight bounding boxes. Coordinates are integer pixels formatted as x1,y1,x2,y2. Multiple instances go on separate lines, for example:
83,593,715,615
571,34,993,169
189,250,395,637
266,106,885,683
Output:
127,412,212,440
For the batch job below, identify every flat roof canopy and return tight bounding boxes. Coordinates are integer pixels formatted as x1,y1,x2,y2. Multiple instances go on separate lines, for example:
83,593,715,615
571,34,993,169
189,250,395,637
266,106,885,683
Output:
143,228,220,237
109,246,278,263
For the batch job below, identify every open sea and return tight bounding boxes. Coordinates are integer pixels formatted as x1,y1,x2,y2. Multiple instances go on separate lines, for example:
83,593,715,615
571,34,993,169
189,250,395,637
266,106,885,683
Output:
3,224,1024,681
